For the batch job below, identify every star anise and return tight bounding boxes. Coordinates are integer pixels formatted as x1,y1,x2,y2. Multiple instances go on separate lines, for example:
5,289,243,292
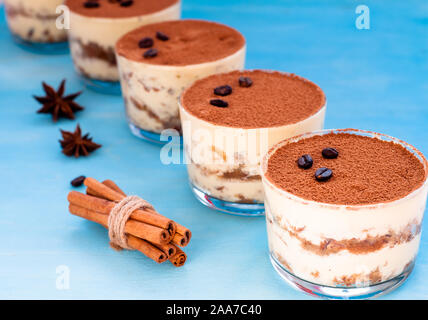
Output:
59,124,101,158
34,80,84,122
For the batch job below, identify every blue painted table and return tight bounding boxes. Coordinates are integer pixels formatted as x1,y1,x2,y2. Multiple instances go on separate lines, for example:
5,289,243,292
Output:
0,0,427,299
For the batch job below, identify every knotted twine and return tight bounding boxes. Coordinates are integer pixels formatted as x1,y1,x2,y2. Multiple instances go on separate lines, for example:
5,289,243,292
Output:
108,195,154,251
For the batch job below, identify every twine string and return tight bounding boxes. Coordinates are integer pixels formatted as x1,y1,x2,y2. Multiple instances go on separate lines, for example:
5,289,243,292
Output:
108,195,153,250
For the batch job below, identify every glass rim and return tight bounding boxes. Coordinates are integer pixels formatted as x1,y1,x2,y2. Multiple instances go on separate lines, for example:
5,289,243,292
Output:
261,128,428,209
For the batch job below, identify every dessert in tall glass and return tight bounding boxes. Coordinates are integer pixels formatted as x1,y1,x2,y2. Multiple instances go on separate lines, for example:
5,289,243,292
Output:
65,0,181,94
179,70,326,215
262,129,428,298
116,19,246,143
4,0,68,53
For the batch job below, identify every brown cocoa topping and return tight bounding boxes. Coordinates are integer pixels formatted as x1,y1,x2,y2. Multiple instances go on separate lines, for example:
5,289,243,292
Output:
116,20,245,66
182,70,325,128
65,0,178,18
266,132,426,205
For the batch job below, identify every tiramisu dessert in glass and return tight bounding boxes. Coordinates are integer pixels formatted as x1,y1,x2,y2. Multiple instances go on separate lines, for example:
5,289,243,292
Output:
179,70,326,215
4,0,68,53
115,19,246,143
262,129,427,299
65,0,181,94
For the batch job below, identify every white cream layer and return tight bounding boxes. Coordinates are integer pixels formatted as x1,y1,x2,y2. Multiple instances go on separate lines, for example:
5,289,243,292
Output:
5,0,67,43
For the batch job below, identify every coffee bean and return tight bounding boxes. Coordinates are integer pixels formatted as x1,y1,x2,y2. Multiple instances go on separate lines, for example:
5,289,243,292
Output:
143,48,158,58
156,31,169,41
120,0,133,7
210,99,228,108
297,154,313,169
84,1,100,8
315,168,333,181
138,37,153,48
322,147,339,159
71,175,86,187
214,85,232,96
239,76,253,88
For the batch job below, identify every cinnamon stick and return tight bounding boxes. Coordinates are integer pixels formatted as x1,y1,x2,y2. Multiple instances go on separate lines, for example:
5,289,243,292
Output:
169,246,187,267
84,179,177,236
127,237,167,264
69,191,176,237
172,233,189,247
153,242,177,258
68,201,171,246
69,191,114,214
170,223,191,247
86,179,125,199
68,204,167,263
84,177,125,202
69,177,191,266
176,223,192,244
102,180,126,196
86,187,106,199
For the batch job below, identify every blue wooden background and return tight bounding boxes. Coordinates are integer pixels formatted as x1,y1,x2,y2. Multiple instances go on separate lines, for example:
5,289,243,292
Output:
0,0,427,299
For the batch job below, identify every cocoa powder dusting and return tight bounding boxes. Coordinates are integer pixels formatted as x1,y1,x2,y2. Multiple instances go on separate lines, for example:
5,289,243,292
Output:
116,20,245,66
65,0,178,18
182,70,325,128
266,132,426,205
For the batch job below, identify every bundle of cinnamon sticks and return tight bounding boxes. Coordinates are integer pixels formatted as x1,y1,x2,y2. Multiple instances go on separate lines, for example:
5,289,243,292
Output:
67,177,190,267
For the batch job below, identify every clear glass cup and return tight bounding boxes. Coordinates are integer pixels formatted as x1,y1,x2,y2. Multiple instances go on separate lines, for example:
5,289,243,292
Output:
117,24,246,144
179,72,327,216
67,0,181,95
261,128,428,299
4,0,68,54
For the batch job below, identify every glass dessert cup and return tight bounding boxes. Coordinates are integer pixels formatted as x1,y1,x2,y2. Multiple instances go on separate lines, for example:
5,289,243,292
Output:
66,0,181,95
261,129,428,299
117,47,246,145
179,95,327,216
4,0,68,54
